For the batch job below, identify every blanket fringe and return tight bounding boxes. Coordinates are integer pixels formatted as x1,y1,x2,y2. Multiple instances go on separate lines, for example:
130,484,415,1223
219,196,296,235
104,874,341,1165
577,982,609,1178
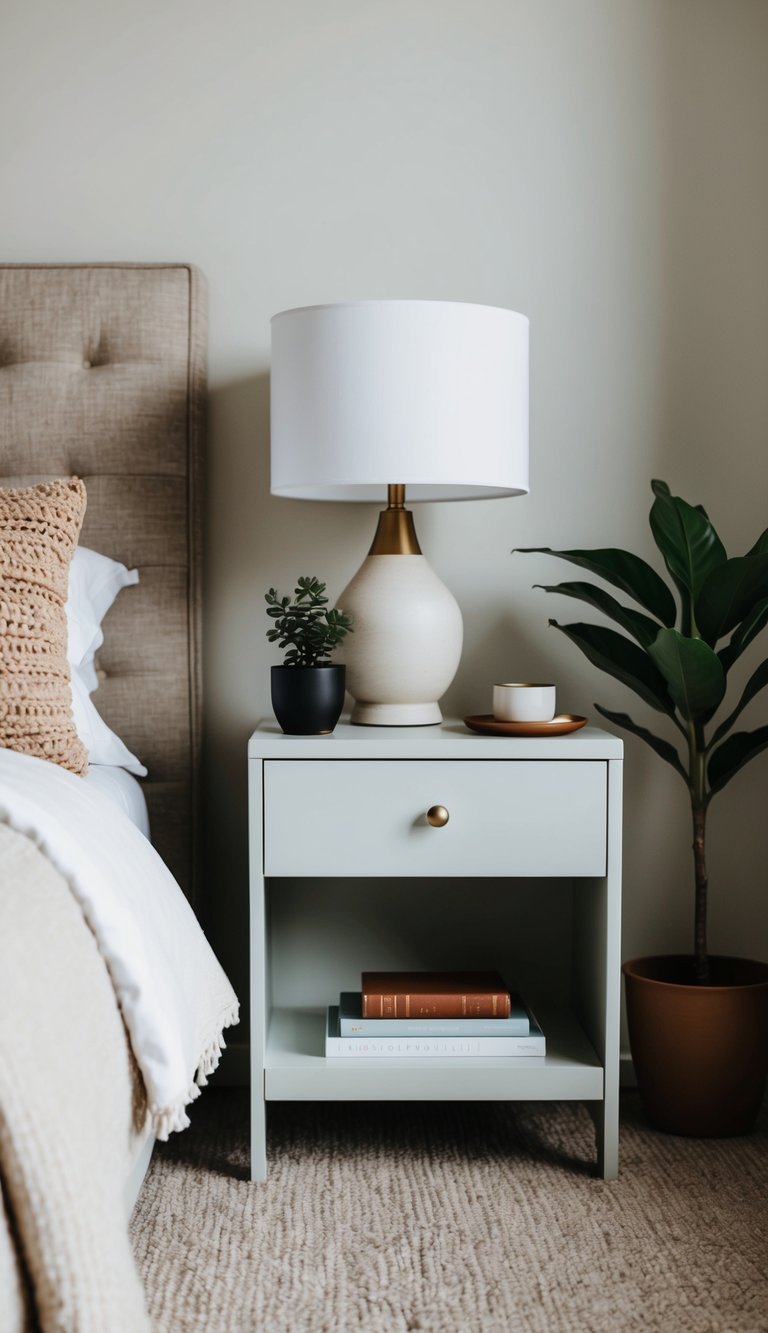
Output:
151,1000,240,1140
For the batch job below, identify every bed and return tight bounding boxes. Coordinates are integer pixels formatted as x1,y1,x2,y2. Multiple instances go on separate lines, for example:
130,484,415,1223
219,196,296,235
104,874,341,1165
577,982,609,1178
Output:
0,264,238,1331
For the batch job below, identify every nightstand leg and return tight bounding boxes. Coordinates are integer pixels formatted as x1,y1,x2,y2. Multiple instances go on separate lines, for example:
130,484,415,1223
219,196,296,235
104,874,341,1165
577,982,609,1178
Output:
593,1097,619,1180
250,1079,267,1182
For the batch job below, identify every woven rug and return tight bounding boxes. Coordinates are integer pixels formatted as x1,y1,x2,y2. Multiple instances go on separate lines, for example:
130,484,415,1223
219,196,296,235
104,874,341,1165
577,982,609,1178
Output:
130,1089,768,1332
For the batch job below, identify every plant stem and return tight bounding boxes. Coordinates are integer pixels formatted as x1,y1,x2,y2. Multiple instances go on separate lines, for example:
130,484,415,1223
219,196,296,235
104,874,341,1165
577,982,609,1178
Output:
686,716,709,984
692,802,709,983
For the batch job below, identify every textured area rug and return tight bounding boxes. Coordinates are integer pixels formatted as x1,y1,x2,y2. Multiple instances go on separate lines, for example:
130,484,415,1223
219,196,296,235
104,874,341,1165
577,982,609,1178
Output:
130,1090,768,1332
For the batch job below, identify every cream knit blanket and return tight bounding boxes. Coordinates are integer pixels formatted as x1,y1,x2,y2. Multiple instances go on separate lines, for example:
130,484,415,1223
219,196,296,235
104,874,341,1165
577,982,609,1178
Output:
0,748,239,1140
0,823,150,1332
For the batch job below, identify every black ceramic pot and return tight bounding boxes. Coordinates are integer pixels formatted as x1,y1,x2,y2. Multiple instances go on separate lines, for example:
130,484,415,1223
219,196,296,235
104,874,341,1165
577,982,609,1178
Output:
270,664,346,735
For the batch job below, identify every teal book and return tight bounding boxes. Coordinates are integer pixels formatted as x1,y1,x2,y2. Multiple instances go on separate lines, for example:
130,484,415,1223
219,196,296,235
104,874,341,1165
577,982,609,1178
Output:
326,1006,545,1057
338,991,531,1037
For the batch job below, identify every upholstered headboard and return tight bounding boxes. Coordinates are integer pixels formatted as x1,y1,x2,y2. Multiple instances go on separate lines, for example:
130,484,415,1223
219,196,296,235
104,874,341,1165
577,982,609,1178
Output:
0,263,206,904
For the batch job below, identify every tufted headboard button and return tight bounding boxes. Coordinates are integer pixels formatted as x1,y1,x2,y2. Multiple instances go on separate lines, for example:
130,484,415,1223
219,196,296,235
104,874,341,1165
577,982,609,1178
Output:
82,359,91,369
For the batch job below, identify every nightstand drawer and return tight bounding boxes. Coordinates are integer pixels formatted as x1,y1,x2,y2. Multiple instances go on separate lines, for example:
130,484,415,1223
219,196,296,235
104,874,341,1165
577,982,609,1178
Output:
263,760,607,877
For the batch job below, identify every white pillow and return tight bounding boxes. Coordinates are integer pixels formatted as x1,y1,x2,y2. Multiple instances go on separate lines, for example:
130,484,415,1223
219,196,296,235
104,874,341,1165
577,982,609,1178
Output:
67,546,138,674
66,547,148,776
69,668,147,776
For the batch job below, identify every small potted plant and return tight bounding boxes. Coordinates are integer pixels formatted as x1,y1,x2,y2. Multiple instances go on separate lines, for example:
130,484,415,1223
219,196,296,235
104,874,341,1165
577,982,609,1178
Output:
516,480,768,1136
265,576,353,735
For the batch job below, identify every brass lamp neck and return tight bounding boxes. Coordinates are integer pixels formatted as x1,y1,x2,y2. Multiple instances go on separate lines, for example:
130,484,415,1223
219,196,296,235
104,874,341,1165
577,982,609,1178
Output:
368,483,422,555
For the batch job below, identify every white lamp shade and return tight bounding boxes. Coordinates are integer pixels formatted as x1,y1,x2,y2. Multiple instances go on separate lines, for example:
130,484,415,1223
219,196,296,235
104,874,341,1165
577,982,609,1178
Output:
270,300,529,501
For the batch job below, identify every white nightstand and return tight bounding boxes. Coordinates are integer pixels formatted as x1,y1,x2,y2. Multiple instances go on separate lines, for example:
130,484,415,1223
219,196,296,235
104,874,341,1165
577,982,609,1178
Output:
248,719,623,1181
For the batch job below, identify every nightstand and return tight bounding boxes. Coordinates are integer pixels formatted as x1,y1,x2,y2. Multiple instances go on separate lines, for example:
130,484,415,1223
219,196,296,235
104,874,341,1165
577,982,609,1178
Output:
248,719,623,1180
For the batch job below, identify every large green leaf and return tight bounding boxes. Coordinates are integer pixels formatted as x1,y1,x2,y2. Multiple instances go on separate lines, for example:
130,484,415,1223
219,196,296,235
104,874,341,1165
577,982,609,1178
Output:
708,657,768,748
549,620,675,714
707,725,768,798
533,582,660,648
515,547,676,625
747,526,768,556
594,704,688,782
695,554,768,646
648,628,726,719
649,480,726,630
718,597,768,672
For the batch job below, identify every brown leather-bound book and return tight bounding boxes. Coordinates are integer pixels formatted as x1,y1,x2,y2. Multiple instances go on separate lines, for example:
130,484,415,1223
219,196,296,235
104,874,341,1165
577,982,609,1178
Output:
361,971,511,1019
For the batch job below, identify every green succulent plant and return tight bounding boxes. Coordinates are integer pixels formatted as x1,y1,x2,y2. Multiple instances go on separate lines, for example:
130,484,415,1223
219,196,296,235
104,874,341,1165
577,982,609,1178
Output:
265,576,352,668
516,480,768,984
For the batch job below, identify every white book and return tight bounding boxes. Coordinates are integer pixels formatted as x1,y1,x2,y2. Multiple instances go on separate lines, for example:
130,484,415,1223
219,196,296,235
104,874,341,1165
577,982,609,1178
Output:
324,1006,546,1058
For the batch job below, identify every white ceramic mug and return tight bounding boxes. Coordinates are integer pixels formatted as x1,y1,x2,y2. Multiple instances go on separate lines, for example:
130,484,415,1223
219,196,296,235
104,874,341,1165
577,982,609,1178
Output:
493,682,556,722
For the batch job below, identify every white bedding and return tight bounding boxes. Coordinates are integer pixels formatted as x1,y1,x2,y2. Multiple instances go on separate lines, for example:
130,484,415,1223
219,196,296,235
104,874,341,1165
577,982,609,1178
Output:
0,748,239,1139
84,765,151,837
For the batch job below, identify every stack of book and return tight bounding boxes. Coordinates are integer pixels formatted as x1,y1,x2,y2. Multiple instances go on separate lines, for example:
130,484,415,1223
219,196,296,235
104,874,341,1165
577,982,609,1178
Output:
325,971,545,1058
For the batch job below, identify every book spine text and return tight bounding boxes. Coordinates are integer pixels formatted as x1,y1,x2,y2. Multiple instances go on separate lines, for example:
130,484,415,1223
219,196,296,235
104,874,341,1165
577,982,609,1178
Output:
362,990,511,1019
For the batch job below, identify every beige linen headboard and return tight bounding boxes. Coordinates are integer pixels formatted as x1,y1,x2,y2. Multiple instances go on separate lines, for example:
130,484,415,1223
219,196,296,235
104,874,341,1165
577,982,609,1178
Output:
0,263,206,904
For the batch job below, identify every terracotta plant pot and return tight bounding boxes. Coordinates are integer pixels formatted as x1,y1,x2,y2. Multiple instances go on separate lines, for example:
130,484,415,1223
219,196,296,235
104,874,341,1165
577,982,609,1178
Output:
623,955,768,1137
270,664,346,736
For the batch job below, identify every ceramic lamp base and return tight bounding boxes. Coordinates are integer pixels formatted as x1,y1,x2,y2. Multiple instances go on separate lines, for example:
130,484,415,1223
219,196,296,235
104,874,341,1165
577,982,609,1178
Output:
350,700,443,726
337,553,463,727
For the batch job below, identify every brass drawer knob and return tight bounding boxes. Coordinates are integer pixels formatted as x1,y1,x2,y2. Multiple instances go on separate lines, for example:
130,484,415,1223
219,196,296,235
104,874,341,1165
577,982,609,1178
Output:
426,804,449,828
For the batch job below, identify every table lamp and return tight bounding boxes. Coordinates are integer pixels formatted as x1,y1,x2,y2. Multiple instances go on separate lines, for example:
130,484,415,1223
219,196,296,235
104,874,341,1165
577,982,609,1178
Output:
270,299,529,725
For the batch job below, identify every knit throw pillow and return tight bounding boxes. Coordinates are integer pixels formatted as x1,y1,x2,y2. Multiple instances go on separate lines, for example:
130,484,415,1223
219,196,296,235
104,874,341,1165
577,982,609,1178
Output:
0,478,89,775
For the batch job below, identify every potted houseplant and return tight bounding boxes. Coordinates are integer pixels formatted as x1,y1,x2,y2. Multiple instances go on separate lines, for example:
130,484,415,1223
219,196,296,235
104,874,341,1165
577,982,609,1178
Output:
516,480,768,1136
265,576,353,735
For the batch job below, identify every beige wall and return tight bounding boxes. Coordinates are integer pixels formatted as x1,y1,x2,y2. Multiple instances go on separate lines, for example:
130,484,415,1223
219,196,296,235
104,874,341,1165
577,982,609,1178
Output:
2,0,767,1058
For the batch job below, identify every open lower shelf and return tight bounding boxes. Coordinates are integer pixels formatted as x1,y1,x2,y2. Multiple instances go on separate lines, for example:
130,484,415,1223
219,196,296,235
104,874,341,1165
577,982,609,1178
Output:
264,1006,604,1101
